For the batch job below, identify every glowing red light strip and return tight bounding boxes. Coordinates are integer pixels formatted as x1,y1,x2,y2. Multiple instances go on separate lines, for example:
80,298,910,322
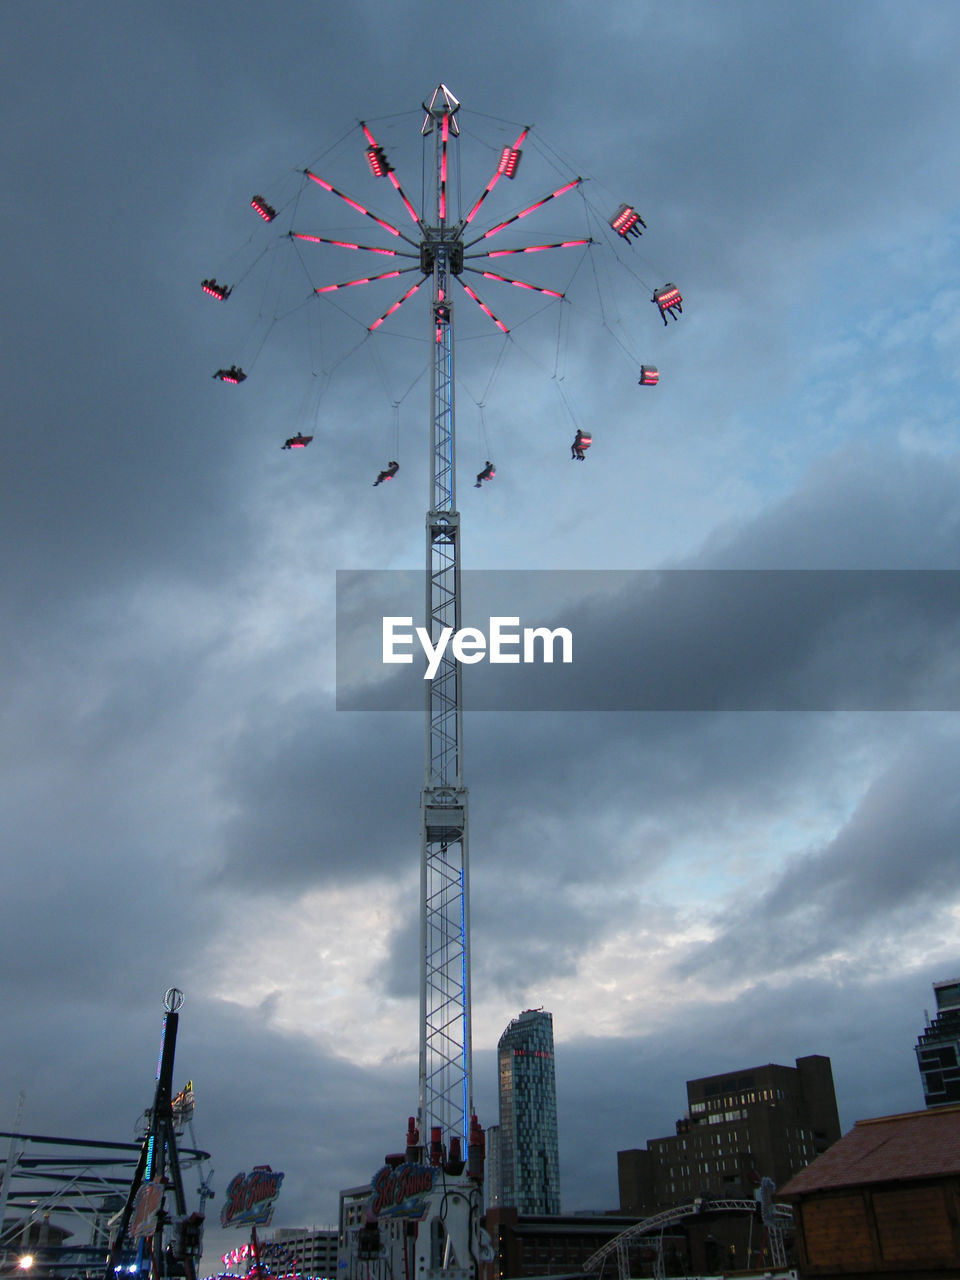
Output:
476,179,581,244
360,122,423,225
291,232,400,256
479,270,563,299
440,115,449,221
315,270,402,293
388,172,422,224
484,239,590,258
304,169,413,241
459,282,509,334
463,128,528,226
368,280,424,331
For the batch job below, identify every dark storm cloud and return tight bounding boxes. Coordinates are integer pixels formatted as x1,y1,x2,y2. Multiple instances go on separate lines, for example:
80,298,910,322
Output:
372,707,881,1004
3,0,960,1252
215,702,420,891
338,567,960,710
697,446,960,570
676,730,960,983
368,440,960,1002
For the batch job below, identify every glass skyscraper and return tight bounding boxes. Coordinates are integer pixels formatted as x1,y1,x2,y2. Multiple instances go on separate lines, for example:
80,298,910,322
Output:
497,1008,560,1214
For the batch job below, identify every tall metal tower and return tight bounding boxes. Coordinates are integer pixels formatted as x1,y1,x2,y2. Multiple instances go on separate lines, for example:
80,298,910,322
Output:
210,78,679,1280
412,84,583,1152
418,82,472,1157
211,73,676,1156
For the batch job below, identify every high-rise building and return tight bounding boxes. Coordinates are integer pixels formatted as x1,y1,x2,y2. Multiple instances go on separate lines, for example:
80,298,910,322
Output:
915,977,960,1107
496,1009,561,1215
485,1123,503,1208
619,1055,841,1215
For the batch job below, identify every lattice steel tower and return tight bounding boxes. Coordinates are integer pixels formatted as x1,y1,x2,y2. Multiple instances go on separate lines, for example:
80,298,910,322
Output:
413,84,584,1153
214,81,603,1162
417,83,472,1152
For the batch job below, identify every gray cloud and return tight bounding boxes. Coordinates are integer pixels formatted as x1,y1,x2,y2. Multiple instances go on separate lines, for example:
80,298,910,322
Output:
675,729,960,982
2,3,960,1263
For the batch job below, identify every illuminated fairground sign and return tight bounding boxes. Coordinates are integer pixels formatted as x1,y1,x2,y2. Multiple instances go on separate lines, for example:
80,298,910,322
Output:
369,1162,436,1219
221,1243,256,1268
220,1165,285,1228
131,1179,166,1240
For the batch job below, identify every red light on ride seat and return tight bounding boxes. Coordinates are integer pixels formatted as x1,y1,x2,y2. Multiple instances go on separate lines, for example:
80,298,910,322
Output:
202,279,231,300
497,147,522,179
610,203,645,240
251,195,277,222
653,284,683,324
639,365,659,385
366,145,390,177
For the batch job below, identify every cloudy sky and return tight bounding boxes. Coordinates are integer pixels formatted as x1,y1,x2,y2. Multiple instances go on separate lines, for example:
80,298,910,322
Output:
2,0,960,1268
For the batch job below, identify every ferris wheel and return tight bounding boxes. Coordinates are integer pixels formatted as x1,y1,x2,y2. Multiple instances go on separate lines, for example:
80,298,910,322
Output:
201,84,682,1170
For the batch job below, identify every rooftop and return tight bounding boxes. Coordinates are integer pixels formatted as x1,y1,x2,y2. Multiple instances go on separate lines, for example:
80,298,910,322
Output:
779,1103,960,1197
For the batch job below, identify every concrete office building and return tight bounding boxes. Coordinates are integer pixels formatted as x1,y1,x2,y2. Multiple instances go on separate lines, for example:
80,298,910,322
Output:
272,1228,339,1278
915,977,960,1107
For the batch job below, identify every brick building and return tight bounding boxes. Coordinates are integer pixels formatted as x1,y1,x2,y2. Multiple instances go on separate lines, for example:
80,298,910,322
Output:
619,1055,840,1215
780,1103,960,1278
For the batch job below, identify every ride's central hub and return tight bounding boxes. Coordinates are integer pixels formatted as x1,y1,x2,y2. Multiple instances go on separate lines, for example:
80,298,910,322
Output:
420,236,464,275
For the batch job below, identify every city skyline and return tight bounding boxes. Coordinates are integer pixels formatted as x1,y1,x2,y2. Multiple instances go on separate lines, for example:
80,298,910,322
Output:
1,3,960,1271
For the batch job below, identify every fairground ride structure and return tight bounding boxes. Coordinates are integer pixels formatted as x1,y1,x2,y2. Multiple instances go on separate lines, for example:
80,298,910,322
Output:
0,996,210,1280
205,83,680,1280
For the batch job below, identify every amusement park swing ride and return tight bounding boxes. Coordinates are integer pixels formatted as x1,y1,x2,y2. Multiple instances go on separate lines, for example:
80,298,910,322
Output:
199,84,683,1280
0,84,684,1280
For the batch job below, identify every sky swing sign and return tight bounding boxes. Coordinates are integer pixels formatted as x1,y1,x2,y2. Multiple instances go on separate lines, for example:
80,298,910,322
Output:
369,1161,437,1219
220,1165,285,1229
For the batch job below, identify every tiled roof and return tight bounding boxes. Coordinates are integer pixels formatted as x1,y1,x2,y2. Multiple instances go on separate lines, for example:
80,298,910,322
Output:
780,1104,960,1197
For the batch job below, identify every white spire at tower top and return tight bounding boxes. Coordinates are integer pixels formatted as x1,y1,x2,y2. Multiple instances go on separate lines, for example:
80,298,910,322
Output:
422,83,460,135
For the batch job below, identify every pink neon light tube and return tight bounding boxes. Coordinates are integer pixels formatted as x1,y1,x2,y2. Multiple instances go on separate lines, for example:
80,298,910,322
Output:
464,127,528,226
315,270,402,294
368,281,423,331
460,283,509,333
304,169,405,239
